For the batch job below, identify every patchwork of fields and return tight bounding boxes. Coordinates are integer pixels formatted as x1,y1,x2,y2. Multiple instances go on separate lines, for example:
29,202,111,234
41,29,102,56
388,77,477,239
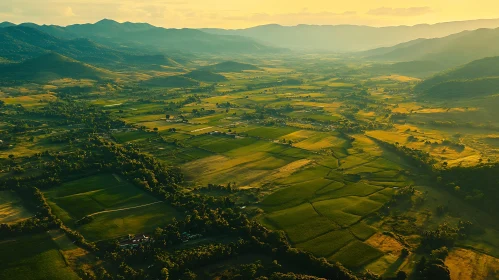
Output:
45,173,180,241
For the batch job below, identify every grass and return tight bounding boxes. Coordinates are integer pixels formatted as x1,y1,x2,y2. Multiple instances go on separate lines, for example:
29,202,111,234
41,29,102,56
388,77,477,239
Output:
46,173,158,221
296,230,355,257
45,173,179,241
113,130,154,143
0,191,32,224
342,198,383,217
350,222,378,241
263,203,338,243
445,248,499,280
294,135,346,151
245,126,298,139
319,182,384,199
0,233,80,280
284,217,339,244
77,202,180,241
261,179,334,211
329,240,383,269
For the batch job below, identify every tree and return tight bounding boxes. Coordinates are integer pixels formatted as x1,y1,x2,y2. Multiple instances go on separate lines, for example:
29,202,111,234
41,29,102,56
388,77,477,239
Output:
165,114,170,120
0,100,4,107
396,271,407,280
161,268,169,280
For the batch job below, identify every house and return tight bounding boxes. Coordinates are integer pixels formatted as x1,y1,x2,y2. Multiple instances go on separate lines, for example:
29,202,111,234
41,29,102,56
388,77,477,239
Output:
119,234,152,249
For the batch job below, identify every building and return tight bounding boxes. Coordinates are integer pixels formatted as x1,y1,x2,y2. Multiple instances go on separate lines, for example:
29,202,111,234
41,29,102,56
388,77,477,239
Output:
119,234,151,249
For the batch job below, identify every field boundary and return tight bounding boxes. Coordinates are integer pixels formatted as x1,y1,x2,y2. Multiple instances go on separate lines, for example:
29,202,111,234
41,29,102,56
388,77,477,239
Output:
87,201,163,217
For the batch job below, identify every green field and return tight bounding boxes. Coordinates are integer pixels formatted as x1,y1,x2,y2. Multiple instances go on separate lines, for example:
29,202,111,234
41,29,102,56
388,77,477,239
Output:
329,241,383,269
0,233,80,280
112,130,154,143
45,173,180,241
77,202,180,241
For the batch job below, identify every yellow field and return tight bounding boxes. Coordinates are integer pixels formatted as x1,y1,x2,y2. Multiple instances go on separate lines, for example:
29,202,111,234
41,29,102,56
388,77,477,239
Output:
445,248,499,280
1,94,56,107
372,75,421,82
0,191,33,224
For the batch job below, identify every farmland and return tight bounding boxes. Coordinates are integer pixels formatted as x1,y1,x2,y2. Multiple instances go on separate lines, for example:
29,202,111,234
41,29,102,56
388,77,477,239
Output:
0,191,32,224
1,41,499,279
0,233,80,280
45,173,180,241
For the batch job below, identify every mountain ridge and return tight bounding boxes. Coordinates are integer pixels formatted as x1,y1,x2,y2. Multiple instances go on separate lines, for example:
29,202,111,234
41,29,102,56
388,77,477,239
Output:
201,18,499,52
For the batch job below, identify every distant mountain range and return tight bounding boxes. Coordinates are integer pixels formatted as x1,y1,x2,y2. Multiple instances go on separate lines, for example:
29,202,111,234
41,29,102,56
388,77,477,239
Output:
415,56,499,98
364,28,499,67
202,18,499,52
0,19,282,55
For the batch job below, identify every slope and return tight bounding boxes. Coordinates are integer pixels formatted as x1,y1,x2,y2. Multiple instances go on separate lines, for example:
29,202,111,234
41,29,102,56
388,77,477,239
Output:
367,28,499,67
183,70,227,82
0,25,184,69
8,19,280,54
202,18,499,52
199,61,260,73
415,56,499,98
0,53,116,82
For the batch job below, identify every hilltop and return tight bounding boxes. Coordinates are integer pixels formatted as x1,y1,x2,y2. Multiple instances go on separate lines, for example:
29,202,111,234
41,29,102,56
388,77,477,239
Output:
183,70,227,82
0,53,115,82
199,61,260,73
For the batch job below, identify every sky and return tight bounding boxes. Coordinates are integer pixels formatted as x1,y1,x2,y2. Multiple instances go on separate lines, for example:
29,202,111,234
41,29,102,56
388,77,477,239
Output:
1,0,498,29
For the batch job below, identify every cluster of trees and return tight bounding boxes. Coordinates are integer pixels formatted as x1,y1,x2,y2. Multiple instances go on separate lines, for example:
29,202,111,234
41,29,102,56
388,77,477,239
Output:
420,221,472,251
438,163,499,213
371,138,436,171
26,101,125,131
0,188,57,239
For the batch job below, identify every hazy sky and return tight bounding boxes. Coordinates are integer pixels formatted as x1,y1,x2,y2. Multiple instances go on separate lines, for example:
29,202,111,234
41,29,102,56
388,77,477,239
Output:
1,0,498,28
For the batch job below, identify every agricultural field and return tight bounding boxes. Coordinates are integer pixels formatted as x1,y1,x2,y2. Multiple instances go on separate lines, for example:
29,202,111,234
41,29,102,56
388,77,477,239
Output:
0,233,80,280
0,191,32,223
45,173,180,241
2,43,499,280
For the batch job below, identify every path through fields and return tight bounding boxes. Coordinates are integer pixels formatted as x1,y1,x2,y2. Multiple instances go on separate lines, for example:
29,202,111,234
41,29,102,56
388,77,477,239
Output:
87,201,163,217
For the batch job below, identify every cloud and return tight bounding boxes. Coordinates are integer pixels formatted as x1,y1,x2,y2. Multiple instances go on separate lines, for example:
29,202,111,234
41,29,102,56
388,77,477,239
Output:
63,6,75,17
367,6,433,17
223,11,358,25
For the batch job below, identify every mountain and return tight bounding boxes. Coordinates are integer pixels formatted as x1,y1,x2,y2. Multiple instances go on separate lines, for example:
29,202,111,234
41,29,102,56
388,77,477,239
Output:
141,76,200,87
199,61,260,73
202,18,499,52
365,28,499,67
2,20,281,54
0,22,15,28
415,56,499,98
422,78,499,99
369,60,446,78
0,25,184,68
0,53,115,82
183,70,227,82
